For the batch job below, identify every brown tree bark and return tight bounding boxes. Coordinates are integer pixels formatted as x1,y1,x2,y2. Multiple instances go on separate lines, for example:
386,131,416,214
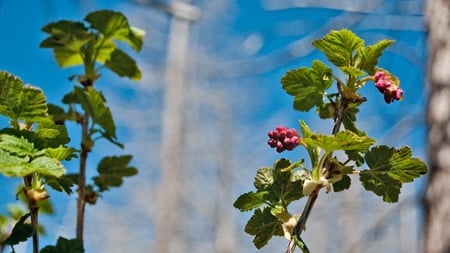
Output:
424,0,450,252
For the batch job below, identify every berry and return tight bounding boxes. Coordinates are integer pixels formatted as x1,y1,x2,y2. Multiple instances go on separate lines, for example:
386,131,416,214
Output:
267,126,300,153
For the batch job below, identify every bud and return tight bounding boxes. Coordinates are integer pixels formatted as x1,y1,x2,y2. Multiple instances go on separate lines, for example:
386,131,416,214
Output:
373,70,403,104
267,126,300,153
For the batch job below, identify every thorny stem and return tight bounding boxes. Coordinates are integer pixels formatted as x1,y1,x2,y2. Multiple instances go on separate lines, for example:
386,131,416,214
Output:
285,95,349,253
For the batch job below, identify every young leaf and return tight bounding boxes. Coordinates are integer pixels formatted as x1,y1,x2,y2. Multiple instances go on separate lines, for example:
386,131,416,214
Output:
233,191,268,212
63,86,117,141
104,48,142,80
44,175,74,195
93,155,138,192
40,21,92,68
44,146,77,161
355,39,395,74
254,167,274,191
40,236,84,253
281,60,333,111
304,130,375,153
0,213,33,247
312,29,364,67
360,145,427,202
0,72,48,123
84,10,144,51
0,134,37,158
245,207,284,249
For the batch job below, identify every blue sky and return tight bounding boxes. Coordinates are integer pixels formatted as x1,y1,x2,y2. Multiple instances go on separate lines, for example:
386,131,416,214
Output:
0,1,427,252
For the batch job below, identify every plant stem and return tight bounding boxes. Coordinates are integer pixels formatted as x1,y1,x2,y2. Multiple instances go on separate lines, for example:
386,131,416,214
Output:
23,176,39,253
76,112,89,244
285,97,349,253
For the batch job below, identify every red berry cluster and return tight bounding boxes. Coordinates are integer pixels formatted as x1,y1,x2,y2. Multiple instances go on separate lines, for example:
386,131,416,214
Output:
267,126,300,153
374,71,403,104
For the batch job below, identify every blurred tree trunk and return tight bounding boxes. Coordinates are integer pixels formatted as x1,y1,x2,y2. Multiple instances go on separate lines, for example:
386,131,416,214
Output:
424,0,450,252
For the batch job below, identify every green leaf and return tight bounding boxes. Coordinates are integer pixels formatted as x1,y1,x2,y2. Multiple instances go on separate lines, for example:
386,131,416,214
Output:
332,174,351,192
104,48,142,80
40,237,84,253
40,21,92,68
356,39,395,74
281,60,333,111
312,29,364,67
44,175,74,194
254,167,274,191
244,207,283,249
0,134,37,157
304,130,375,153
0,72,48,123
30,156,66,177
93,155,137,192
84,10,144,51
233,191,268,212
1,213,33,247
339,66,365,78
316,102,334,119
360,145,427,202
0,149,66,177
44,146,77,161
63,86,117,141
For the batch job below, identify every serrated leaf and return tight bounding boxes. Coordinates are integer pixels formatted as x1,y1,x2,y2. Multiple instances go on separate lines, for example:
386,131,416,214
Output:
40,236,84,253
40,21,92,68
254,167,274,190
245,207,284,249
63,86,117,141
0,134,37,157
281,60,333,111
85,10,143,51
44,146,77,161
0,72,48,123
360,145,427,202
339,66,365,78
93,155,137,192
1,213,33,247
333,174,351,192
0,149,66,177
45,175,74,194
356,39,395,74
312,29,364,67
268,159,304,206
104,48,142,80
233,191,268,212
316,102,334,119
304,130,375,153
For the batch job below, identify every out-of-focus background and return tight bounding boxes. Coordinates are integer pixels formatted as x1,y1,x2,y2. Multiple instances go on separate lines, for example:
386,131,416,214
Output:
0,0,443,252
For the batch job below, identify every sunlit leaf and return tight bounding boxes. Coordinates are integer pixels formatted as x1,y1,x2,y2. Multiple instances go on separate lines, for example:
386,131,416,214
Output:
281,60,333,111
0,134,37,157
40,21,92,68
355,39,395,74
233,191,268,212
312,29,364,67
304,130,375,153
85,10,143,51
253,167,273,190
0,72,48,123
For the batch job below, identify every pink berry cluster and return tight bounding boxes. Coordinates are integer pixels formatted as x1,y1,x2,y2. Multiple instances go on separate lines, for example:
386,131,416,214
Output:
267,126,300,153
374,70,403,104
